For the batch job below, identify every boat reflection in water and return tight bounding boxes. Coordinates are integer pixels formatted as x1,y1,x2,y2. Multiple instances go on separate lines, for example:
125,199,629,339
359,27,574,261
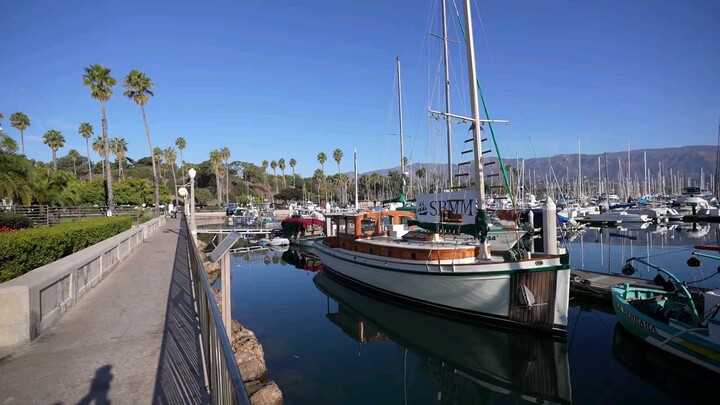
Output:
612,324,714,402
281,246,323,272
313,270,572,404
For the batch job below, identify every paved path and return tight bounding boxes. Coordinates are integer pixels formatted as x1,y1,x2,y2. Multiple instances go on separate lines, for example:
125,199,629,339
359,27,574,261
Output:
0,219,208,404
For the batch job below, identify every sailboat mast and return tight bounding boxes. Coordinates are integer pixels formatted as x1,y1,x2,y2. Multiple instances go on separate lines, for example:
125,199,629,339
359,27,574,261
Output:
461,0,486,212
441,0,453,189
577,139,581,197
396,56,406,195
354,148,359,209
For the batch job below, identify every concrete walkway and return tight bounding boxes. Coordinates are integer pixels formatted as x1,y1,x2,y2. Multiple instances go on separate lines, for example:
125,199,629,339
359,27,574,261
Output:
0,218,208,404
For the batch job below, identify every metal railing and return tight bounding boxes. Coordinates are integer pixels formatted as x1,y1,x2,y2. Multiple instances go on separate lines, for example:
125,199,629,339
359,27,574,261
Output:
183,214,250,404
5,205,152,227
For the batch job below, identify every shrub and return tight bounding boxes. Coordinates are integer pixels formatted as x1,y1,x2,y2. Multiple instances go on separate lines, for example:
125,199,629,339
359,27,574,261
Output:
139,210,156,223
0,213,33,230
0,217,132,282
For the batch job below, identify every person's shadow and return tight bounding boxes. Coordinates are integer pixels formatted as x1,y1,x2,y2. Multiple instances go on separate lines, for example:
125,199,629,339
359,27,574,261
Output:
76,365,113,405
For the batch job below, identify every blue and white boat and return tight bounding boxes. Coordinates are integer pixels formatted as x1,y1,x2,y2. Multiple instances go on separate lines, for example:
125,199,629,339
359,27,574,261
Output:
611,255,720,373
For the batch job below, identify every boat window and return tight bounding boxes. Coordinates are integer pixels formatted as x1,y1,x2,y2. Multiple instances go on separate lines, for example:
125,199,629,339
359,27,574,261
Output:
361,218,376,232
346,220,355,235
337,219,346,234
380,216,392,231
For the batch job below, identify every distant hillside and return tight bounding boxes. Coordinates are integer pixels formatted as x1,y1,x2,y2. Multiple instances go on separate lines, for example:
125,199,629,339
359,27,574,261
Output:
362,145,718,183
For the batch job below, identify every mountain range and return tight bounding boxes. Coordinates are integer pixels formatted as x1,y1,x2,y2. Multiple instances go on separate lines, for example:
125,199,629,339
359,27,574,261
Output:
363,145,718,183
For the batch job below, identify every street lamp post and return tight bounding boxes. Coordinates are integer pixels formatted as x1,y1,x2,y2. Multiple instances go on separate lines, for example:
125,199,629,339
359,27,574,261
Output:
189,167,197,235
178,186,188,216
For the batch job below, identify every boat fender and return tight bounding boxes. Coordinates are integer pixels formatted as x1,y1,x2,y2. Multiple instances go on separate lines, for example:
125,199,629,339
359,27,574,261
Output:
518,285,536,307
687,256,701,267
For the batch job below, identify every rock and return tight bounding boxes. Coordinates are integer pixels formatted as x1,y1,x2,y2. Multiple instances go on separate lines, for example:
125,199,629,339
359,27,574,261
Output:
249,381,282,405
244,380,265,396
230,322,265,361
196,239,208,252
235,350,267,382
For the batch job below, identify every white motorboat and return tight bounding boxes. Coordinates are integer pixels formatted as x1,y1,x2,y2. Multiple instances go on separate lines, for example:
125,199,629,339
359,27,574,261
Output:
258,237,290,246
576,210,650,224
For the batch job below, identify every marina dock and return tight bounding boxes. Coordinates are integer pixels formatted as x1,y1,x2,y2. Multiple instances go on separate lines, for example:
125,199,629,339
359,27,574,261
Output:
569,269,655,301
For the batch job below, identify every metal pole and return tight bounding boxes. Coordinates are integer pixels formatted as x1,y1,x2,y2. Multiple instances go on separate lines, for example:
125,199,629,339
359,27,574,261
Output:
190,177,197,234
462,0,489,259
578,139,581,197
221,252,231,341
643,150,647,196
354,148,359,209
396,56,406,195
441,0,453,189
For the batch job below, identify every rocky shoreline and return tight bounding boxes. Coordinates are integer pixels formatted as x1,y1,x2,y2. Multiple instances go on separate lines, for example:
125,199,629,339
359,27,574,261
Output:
197,239,283,405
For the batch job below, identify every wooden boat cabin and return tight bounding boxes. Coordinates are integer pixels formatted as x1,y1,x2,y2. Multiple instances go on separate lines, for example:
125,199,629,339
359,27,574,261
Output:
323,210,480,262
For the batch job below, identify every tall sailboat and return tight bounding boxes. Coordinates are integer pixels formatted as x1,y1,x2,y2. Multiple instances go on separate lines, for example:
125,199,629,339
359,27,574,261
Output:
314,0,571,334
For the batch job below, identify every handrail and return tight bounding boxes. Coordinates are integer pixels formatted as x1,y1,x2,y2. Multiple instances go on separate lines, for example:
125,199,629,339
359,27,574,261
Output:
183,214,250,404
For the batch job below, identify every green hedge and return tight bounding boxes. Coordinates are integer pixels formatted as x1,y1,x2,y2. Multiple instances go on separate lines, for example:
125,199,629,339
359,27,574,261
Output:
0,217,132,282
0,213,33,230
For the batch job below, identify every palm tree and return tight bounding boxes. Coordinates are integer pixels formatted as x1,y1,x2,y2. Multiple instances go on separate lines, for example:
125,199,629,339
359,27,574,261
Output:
83,64,116,207
153,147,164,178
313,169,324,203
220,147,231,205
175,137,186,182
317,152,328,202
270,160,278,194
92,135,105,178
333,148,344,204
42,130,65,171
289,158,297,187
165,147,179,206
123,69,159,214
0,133,33,205
78,122,94,180
9,112,30,156
278,158,287,189
68,149,82,176
110,137,128,179
209,149,223,205
0,131,17,153
415,167,427,194
261,160,269,192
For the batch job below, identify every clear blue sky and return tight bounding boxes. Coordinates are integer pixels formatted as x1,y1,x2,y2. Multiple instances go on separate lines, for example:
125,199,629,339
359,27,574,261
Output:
1,0,718,176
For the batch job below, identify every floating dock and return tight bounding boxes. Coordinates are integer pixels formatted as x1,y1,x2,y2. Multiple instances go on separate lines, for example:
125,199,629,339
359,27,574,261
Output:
570,269,709,303
569,269,655,301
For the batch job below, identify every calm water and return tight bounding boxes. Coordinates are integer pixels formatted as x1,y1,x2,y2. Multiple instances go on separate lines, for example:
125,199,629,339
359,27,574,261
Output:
226,222,718,404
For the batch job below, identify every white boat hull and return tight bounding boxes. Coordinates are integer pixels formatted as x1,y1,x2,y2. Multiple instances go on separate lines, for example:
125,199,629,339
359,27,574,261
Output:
289,234,324,247
313,241,570,333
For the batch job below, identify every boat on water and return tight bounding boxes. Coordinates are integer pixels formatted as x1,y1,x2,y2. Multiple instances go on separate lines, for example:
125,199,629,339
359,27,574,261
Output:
280,217,325,246
313,270,572,404
611,254,720,374
672,187,713,215
576,210,650,224
314,0,570,334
